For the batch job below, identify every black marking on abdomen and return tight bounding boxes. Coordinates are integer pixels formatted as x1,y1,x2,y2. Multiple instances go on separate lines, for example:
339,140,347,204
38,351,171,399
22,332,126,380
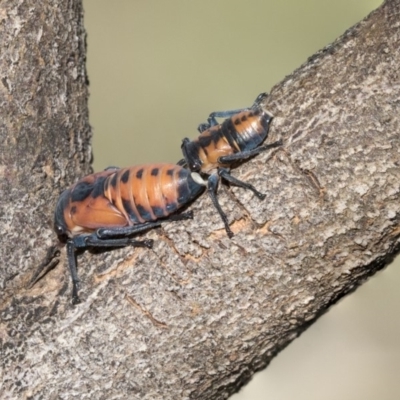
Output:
121,170,130,183
122,198,141,223
165,202,178,213
221,118,242,151
136,169,143,179
91,177,107,198
152,206,165,218
197,130,213,148
151,168,159,177
110,173,118,188
211,126,225,146
136,204,153,221
71,181,93,202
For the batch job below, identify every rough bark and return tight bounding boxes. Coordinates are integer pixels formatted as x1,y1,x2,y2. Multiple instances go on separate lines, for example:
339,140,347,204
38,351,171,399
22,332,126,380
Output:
1,0,400,399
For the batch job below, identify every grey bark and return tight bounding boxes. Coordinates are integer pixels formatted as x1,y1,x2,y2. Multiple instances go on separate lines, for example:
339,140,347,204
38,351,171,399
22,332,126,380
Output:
1,0,400,399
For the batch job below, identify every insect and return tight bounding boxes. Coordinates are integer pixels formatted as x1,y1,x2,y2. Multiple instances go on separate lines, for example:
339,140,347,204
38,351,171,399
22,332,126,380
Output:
179,93,282,238
52,163,205,304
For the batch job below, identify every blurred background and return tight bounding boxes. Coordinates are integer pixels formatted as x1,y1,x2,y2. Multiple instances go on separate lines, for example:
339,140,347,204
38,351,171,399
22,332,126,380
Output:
83,1,400,399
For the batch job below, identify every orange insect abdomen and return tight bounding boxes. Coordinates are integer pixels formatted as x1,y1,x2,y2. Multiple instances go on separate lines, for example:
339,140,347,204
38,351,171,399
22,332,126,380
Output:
54,164,204,239
104,163,203,224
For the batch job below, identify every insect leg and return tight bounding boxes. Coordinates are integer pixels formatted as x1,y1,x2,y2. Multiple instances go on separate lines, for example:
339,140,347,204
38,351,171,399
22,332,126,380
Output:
176,158,187,167
199,92,271,132
198,107,252,133
218,167,266,200
207,174,234,238
66,239,81,305
96,221,163,239
84,235,154,249
218,139,283,164
97,212,193,240
67,232,154,304
167,211,194,221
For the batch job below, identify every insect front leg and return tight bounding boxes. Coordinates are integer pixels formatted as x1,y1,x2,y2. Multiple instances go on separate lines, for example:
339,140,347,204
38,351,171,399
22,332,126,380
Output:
207,174,234,238
218,167,266,200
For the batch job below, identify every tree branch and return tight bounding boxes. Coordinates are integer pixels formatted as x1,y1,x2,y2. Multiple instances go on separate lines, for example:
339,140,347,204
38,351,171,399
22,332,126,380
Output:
1,1,400,399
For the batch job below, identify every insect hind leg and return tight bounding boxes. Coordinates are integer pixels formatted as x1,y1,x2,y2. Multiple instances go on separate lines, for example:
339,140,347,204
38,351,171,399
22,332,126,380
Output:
66,240,81,305
67,231,156,304
97,213,193,239
65,215,194,304
96,221,162,239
